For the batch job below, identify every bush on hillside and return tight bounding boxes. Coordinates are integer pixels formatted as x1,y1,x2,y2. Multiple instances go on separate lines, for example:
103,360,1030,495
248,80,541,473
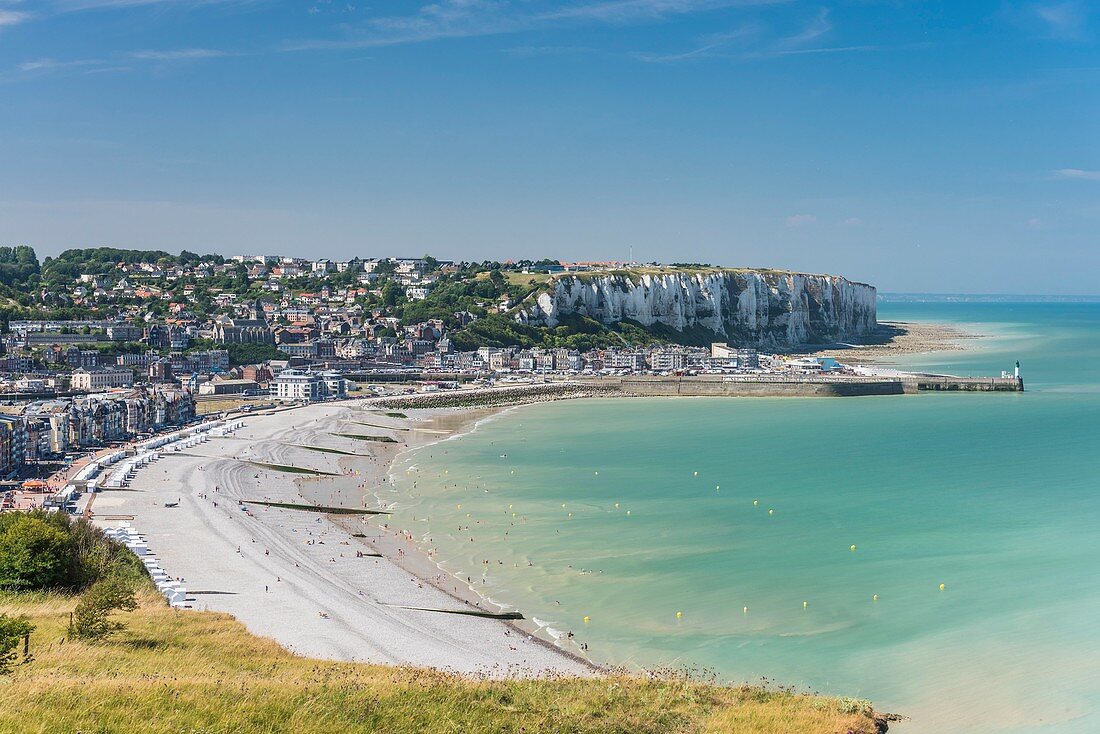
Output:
0,613,34,674
0,512,144,592
70,576,138,641
0,515,77,590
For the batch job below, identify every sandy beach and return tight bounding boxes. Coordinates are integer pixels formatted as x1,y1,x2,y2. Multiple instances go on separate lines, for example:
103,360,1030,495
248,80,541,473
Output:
796,320,981,361
90,400,593,678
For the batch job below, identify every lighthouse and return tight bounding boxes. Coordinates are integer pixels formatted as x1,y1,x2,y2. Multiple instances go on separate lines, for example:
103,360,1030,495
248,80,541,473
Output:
1014,360,1020,379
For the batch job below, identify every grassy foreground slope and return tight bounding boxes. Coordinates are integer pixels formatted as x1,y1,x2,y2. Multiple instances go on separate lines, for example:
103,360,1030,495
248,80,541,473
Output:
0,591,881,734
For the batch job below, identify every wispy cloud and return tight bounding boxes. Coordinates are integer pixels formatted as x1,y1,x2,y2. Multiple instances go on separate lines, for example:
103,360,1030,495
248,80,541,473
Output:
632,7,864,64
772,44,877,57
288,0,788,51
632,40,729,63
9,47,229,82
17,57,98,72
1055,168,1100,180
631,23,757,62
52,0,246,11
1032,2,1090,40
785,213,816,227
0,9,31,27
775,7,831,50
128,48,228,60
540,0,781,24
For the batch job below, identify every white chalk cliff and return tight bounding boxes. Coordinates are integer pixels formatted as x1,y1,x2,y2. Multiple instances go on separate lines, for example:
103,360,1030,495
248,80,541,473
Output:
517,270,877,347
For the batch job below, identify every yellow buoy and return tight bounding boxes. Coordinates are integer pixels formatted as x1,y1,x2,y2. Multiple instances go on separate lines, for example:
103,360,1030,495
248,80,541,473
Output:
850,544,857,552
568,513,573,518
803,600,808,609
676,611,683,619
594,471,599,476
466,513,471,518
716,485,720,490
743,606,748,614
561,503,566,508
693,471,698,477
939,583,946,591
626,510,631,516
456,504,462,509
753,499,759,506
768,509,774,515
583,616,590,623
510,470,515,475
873,594,879,602
509,504,513,510
614,503,620,509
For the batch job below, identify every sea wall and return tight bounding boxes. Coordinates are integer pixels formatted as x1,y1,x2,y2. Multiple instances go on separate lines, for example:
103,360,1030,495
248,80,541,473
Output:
518,270,877,347
609,376,904,398
902,376,1024,393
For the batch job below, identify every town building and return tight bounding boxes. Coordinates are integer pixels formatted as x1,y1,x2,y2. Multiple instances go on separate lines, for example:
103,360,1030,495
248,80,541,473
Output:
71,367,135,391
269,369,346,402
198,378,260,396
212,301,274,344
270,369,324,401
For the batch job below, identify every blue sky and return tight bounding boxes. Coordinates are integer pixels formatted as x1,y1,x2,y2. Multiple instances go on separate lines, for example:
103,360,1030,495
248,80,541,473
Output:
0,1,1097,293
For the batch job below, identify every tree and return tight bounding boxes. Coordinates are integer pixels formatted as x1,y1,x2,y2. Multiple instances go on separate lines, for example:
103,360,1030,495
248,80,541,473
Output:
0,515,77,590
0,245,41,291
70,577,138,641
234,262,249,290
0,614,34,674
381,282,404,308
225,342,286,366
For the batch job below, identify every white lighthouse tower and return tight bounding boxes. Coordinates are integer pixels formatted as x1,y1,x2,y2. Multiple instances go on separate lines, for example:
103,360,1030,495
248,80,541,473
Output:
1014,360,1020,379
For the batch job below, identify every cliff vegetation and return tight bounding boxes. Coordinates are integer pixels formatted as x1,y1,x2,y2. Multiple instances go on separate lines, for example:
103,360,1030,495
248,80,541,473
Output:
0,589,882,734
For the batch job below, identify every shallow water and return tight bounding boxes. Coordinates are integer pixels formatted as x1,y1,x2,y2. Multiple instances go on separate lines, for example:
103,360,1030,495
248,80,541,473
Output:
388,301,1100,733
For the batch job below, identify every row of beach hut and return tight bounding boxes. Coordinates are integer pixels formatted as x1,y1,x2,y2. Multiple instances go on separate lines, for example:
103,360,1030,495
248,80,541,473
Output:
60,418,247,498
104,523,190,608
95,420,248,608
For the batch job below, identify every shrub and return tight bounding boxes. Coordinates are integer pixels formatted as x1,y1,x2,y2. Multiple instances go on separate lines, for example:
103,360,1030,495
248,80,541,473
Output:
0,613,34,674
71,577,138,640
0,511,143,592
0,515,77,591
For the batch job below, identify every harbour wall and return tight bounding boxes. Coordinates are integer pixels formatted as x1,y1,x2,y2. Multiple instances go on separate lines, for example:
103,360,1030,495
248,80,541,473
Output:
901,375,1024,392
589,375,1024,397
604,376,905,398
373,375,1024,407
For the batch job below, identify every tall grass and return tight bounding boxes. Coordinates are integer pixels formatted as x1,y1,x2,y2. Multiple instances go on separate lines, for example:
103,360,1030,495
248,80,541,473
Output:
0,591,880,734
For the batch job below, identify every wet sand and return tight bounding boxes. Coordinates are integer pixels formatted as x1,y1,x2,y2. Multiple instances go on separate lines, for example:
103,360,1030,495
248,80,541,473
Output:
795,320,981,362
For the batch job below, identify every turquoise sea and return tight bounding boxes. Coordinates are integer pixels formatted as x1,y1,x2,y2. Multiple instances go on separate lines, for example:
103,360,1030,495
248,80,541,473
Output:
388,300,1100,733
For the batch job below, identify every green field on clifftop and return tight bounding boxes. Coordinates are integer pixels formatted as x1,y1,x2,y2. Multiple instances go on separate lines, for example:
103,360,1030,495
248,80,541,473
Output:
0,590,881,734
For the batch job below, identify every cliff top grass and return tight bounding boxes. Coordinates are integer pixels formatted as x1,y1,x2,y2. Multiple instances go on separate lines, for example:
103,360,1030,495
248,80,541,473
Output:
552,266,870,286
0,590,882,734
